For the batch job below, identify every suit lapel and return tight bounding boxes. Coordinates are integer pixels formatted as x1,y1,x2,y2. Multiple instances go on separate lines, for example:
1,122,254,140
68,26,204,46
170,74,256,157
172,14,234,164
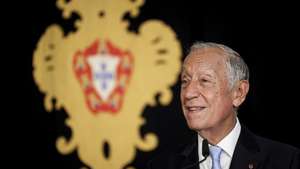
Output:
230,125,262,169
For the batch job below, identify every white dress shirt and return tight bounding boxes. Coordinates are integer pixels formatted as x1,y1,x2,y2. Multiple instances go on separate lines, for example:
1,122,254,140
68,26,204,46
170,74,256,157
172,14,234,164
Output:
197,118,241,169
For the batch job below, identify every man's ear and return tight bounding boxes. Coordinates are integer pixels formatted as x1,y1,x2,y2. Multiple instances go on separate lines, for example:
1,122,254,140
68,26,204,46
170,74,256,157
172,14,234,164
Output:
232,80,249,107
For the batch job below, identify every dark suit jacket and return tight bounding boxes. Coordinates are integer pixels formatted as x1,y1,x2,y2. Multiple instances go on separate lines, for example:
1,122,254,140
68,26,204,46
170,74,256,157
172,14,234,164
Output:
147,125,300,169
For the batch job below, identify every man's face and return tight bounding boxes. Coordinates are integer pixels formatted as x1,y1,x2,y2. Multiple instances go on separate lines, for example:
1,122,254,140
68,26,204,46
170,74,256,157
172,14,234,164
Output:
180,48,235,132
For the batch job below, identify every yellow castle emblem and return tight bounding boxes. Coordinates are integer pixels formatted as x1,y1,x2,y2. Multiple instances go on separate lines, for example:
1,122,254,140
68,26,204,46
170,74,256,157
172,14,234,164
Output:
33,0,181,168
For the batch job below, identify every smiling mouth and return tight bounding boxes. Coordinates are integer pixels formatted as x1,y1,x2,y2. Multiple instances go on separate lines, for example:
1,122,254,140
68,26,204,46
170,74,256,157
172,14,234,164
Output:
185,106,206,113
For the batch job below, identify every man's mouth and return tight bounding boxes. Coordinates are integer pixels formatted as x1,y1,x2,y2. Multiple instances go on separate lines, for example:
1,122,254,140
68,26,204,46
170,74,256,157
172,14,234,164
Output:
185,106,206,112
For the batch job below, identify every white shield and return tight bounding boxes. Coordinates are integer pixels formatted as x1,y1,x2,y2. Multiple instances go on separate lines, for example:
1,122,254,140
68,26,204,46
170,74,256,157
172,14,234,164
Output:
87,53,120,101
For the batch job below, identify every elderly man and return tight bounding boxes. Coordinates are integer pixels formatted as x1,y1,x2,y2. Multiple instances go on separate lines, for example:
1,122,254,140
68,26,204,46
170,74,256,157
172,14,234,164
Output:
148,42,300,169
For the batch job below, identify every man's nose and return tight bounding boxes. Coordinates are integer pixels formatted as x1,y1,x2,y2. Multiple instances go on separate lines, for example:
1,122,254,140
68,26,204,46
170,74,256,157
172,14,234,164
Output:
184,81,200,100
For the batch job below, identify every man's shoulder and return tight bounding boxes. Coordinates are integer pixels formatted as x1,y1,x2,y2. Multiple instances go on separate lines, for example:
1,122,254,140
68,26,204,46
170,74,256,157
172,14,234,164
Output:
239,125,300,168
241,124,299,152
254,134,300,155
231,125,300,169
239,124,299,151
255,134,300,168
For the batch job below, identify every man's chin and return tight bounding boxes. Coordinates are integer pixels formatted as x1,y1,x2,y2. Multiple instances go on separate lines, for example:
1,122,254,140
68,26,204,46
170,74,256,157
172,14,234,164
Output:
187,121,205,131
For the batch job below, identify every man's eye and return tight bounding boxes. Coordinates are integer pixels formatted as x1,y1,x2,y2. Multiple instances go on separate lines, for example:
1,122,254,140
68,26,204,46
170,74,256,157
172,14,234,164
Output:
201,78,209,83
181,79,188,86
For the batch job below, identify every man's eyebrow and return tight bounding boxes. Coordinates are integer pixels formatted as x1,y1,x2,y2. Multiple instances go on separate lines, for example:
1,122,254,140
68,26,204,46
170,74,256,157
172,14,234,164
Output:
180,73,190,80
201,73,214,78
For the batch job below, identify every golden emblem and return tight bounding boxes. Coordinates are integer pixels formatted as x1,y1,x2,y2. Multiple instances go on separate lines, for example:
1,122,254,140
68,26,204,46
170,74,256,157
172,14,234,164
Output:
33,0,181,168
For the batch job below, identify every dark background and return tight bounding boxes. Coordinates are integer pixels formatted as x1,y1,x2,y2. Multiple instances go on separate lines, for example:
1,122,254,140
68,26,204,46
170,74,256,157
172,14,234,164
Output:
6,0,299,168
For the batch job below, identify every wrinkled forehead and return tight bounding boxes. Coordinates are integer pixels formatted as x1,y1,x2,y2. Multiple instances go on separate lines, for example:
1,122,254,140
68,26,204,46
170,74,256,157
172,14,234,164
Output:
182,47,228,73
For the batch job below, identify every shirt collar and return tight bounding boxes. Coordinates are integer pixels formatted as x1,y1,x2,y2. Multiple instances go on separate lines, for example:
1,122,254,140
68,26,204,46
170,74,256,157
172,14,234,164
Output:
217,118,241,157
198,118,241,158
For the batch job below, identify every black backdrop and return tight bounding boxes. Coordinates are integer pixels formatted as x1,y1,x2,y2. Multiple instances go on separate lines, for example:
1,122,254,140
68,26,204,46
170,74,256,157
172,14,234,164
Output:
6,0,300,168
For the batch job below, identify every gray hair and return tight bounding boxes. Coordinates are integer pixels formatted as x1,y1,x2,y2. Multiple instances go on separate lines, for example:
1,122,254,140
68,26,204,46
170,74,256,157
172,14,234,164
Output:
188,42,249,89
